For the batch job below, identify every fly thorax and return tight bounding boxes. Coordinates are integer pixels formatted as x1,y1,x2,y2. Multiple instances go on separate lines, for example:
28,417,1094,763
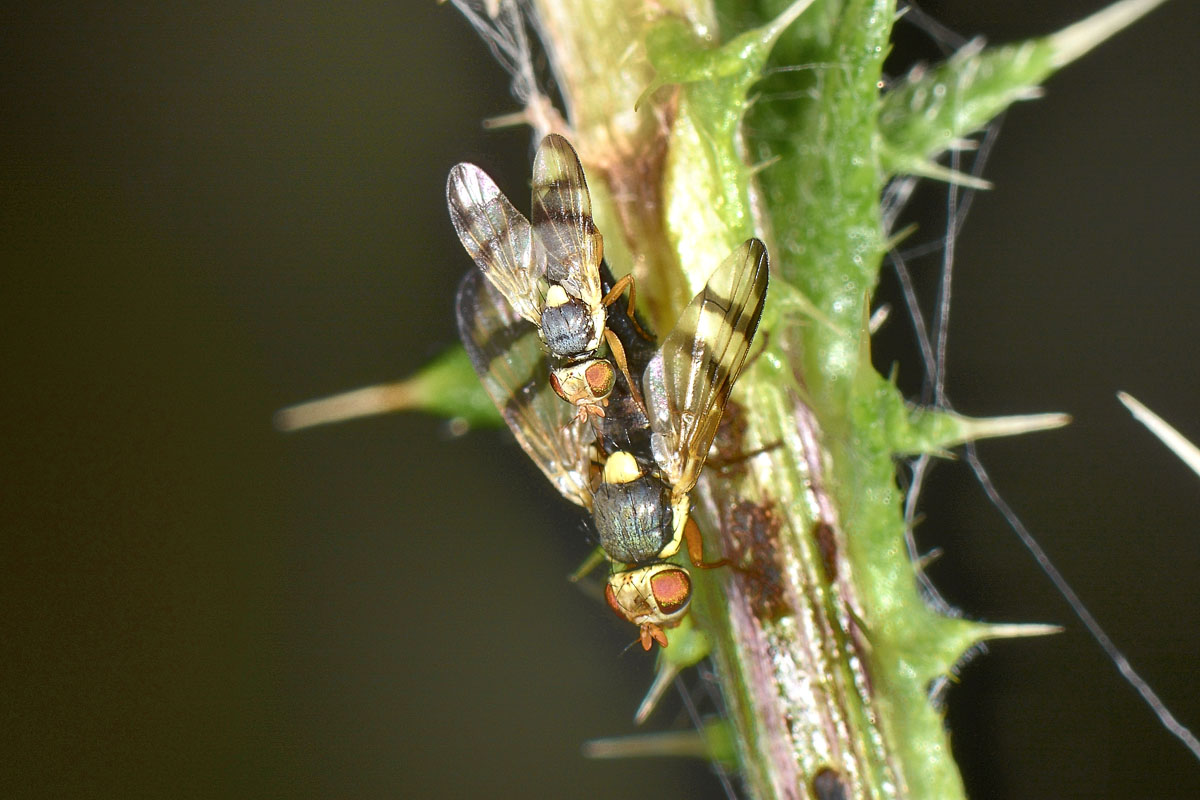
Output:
593,452,673,565
549,358,615,407
539,284,598,358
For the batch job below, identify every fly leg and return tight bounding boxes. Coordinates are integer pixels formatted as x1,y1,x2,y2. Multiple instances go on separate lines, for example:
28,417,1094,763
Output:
682,517,731,570
603,327,646,413
601,273,651,341
709,440,782,474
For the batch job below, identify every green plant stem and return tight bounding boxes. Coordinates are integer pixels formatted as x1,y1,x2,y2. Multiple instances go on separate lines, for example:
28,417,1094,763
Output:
423,1,1168,796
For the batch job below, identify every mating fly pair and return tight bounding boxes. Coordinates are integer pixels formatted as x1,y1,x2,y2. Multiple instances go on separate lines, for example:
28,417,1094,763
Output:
450,135,768,649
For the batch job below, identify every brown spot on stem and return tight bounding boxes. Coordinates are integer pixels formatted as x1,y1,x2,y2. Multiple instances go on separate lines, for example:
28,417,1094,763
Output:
812,521,839,581
811,767,849,800
724,500,790,620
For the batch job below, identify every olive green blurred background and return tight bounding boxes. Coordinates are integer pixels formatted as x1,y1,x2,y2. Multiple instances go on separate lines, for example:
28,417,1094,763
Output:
2,2,1197,798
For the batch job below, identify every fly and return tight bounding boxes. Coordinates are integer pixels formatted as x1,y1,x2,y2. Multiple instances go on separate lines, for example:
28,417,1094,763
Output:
593,238,769,649
447,134,643,422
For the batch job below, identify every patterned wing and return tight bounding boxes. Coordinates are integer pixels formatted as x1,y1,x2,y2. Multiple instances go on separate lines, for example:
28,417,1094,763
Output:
447,162,547,325
530,134,603,307
643,238,769,493
455,269,595,509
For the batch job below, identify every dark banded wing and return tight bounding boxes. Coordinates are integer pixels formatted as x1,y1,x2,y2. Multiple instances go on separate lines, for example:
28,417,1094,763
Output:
447,162,547,326
455,269,595,510
530,134,603,308
643,238,769,493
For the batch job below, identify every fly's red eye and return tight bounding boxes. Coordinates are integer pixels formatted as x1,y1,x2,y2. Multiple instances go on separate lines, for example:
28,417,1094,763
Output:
650,568,691,615
604,582,628,620
549,371,567,400
585,362,615,397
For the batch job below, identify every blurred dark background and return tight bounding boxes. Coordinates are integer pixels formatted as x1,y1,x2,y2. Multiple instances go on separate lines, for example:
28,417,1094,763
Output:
2,2,1196,798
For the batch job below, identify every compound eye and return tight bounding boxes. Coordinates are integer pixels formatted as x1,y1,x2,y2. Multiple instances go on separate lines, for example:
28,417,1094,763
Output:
649,567,691,617
604,581,629,622
584,361,615,399
549,370,568,402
